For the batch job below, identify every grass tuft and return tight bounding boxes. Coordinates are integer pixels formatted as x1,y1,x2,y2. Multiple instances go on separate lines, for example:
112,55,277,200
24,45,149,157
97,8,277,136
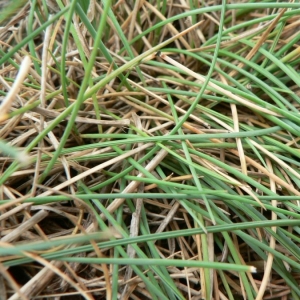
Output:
0,1,300,299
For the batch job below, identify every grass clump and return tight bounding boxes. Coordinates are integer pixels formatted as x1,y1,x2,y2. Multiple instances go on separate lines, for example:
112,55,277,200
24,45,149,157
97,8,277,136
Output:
0,1,300,299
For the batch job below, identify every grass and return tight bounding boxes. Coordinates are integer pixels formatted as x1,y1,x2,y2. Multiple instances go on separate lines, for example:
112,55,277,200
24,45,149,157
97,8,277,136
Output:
0,1,300,299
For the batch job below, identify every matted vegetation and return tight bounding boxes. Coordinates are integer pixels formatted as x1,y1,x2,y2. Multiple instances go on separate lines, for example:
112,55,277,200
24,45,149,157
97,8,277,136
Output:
1,1,300,299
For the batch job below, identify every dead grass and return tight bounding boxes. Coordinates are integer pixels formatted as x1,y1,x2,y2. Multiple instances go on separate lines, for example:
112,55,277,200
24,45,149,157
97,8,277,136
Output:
1,1,300,300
